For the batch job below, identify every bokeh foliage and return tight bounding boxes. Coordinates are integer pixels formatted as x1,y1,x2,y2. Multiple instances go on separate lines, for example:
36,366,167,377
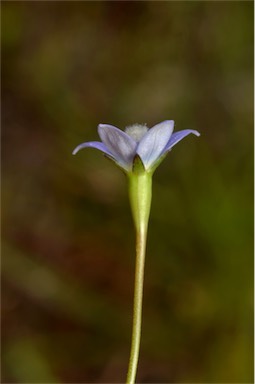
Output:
2,1,253,383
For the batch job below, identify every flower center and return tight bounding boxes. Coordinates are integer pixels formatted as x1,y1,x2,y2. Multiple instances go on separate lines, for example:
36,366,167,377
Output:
125,124,148,142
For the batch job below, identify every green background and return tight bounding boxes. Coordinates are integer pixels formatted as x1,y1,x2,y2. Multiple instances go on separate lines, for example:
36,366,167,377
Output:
2,1,253,383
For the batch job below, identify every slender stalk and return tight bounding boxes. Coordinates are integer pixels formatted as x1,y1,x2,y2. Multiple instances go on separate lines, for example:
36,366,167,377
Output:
126,227,147,384
126,171,152,384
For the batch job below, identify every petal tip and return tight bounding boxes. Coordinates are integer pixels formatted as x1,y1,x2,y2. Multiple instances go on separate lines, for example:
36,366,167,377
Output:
72,147,79,155
158,119,175,128
98,123,116,130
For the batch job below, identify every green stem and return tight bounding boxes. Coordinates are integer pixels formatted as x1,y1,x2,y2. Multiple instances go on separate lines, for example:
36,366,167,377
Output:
126,171,152,384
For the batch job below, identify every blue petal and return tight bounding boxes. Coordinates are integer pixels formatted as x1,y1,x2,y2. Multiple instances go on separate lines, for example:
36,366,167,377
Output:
164,129,200,152
98,124,137,171
137,120,174,170
72,141,114,158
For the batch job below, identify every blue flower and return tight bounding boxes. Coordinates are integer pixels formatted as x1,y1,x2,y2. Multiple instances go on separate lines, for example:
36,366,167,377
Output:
73,120,200,172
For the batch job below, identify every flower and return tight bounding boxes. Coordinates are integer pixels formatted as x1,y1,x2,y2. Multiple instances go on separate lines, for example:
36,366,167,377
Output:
73,120,200,172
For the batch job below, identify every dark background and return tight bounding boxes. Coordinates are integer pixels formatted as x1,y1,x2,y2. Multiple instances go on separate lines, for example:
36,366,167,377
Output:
1,1,253,383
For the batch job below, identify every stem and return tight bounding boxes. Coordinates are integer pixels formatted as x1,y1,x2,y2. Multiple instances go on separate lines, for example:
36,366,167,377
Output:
126,171,152,384
126,227,147,384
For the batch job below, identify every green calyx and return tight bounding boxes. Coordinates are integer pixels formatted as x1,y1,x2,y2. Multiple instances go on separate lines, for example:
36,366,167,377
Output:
128,157,152,234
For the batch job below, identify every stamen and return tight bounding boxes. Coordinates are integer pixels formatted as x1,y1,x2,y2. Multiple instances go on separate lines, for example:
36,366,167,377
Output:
125,124,148,142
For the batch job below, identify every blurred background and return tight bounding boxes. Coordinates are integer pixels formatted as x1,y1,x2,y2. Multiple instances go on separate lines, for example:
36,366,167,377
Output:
1,1,253,383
